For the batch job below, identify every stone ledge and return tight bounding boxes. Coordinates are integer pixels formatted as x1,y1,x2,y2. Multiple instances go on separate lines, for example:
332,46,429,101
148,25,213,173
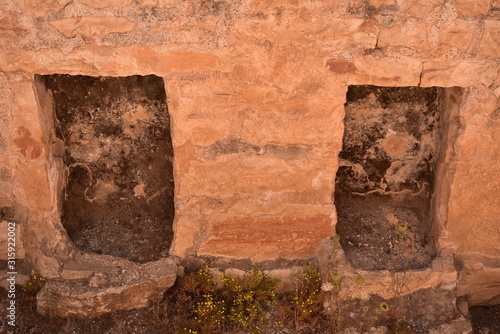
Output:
37,256,180,318
318,241,458,300
457,253,500,306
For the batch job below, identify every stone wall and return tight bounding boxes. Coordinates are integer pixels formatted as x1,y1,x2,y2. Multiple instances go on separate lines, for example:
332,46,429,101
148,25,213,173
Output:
0,0,499,312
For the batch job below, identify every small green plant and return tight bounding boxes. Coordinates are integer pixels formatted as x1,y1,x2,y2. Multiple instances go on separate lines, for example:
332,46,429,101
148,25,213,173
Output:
194,294,226,332
385,212,416,333
288,264,323,330
177,266,222,334
222,267,280,333
21,270,46,296
151,297,166,324
379,302,390,312
181,265,217,296
156,249,417,334
316,236,346,332
177,266,280,334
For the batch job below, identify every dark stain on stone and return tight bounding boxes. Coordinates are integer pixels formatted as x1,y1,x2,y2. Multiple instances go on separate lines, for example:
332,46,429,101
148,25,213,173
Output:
264,143,308,161
208,138,260,157
0,206,15,220
0,134,6,152
0,167,11,181
198,0,228,16
491,107,500,119
13,126,42,159
348,0,378,17
326,59,357,74
201,138,309,161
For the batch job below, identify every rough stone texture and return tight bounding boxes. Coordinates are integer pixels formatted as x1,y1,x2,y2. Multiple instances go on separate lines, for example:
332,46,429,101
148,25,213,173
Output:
37,256,179,318
428,317,473,334
443,85,500,266
457,254,500,306
0,0,497,318
199,215,333,262
48,16,138,41
79,0,135,9
319,240,458,301
318,240,471,331
454,0,490,16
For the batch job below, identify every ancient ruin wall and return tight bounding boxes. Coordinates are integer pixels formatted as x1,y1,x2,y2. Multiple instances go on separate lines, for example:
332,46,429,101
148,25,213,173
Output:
0,0,498,310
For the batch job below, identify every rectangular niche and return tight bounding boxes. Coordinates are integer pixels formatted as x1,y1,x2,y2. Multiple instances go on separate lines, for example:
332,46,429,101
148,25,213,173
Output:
37,74,175,263
335,85,461,271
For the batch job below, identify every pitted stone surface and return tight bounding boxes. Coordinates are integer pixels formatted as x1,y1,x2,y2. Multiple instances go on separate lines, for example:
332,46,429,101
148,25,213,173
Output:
37,256,179,318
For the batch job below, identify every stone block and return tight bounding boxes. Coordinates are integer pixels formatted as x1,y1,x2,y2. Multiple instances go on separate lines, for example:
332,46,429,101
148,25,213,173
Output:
378,22,428,50
15,162,53,212
21,0,73,14
319,240,458,300
479,20,500,58
48,16,138,41
37,257,179,318
428,317,473,334
0,12,31,49
396,0,444,18
176,154,335,199
240,18,378,48
454,0,490,16
348,56,422,86
457,254,500,306
420,59,497,87
438,19,479,52
78,0,134,9
169,212,203,258
0,45,219,76
198,214,333,262
445,89,500,257
247,0,304,11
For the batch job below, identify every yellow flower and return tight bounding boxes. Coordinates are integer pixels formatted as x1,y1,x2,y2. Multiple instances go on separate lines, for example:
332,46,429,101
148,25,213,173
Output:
331,272,341,281
354,275,365,285
379,302,389,312
397,223,408,232
330,235,340,243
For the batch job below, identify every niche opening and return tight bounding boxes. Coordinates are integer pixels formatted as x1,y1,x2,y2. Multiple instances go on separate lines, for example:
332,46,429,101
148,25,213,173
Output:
335,85,459,271
39,75,175,263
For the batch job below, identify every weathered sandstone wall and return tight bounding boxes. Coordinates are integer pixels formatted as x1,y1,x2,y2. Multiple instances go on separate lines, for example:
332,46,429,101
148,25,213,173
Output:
0,0,498,308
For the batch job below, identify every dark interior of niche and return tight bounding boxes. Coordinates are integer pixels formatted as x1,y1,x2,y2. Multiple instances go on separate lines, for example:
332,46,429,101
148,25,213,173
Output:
335,85,444,271
470,305,500,334
41,74,174,263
